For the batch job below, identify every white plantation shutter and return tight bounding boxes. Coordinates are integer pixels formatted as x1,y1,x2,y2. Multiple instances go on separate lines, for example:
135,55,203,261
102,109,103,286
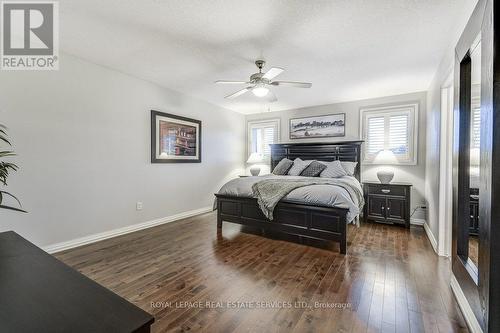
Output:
366,116,385,155
251,128,262,154
361,104,418,164
389,114,409,159
248,119,280,159
263,127,274,156
471,100,481,149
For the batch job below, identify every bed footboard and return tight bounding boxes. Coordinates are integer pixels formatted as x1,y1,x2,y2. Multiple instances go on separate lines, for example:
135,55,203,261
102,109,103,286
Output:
215,194,348,254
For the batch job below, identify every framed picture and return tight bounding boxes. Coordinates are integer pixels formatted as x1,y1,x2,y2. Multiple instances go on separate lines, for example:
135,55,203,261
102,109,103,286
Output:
289,113,345,139
151,110,201,163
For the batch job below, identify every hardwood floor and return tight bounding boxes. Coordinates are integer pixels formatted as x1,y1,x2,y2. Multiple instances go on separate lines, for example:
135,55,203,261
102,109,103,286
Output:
468,235,478,268
55,212,468,333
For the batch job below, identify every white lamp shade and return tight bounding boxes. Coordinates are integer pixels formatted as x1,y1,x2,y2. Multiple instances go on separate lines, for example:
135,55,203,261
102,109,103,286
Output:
247,152,263,164
373,149,398,164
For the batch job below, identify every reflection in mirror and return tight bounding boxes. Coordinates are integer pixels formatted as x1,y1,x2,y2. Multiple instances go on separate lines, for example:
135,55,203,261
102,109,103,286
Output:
468,37,481,270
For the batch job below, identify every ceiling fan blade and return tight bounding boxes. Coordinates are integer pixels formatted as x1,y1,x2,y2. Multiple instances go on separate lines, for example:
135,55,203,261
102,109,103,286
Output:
262,67,284,80
270,81,312,88
266,90,278,103
215,80,248,84
225,87,252,99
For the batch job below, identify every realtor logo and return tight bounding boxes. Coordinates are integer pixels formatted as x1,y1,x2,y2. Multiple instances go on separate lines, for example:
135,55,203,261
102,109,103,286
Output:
1,1,59,70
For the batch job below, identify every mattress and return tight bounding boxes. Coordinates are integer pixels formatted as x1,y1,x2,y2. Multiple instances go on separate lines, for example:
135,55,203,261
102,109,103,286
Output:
216,174,363,223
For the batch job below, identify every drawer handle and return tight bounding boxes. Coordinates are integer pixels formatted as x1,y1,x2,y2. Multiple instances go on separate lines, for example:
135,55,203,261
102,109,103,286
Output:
381,189,391,194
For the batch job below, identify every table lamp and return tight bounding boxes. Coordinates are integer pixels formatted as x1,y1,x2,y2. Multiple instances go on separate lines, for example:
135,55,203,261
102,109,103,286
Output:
247,153,263,176
373,150,397,184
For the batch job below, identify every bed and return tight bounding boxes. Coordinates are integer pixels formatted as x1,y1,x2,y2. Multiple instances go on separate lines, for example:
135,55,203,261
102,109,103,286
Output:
214,141,363,254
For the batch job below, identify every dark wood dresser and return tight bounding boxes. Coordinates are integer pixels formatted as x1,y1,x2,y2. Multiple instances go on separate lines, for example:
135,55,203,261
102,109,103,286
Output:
0,231,154,333
363,182,412,228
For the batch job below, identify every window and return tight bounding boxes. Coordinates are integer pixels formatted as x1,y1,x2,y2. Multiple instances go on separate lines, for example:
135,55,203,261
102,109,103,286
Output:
247,119,280,160
360,103,418,164
471,84,481,149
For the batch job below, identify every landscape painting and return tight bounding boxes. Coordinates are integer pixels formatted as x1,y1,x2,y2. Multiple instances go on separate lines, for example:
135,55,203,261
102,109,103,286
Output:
289,113,345,139
151,110,201,163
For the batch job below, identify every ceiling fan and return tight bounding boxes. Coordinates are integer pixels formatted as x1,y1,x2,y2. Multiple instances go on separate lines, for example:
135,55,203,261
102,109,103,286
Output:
215,60,312,102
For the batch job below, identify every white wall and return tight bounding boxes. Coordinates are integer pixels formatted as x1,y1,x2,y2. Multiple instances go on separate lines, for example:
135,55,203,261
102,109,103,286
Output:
425,58,453,248
246,92,427,220
0,53,245,248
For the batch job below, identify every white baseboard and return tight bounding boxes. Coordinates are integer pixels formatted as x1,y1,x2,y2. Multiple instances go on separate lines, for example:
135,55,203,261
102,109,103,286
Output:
410,218,425,226
423,222,439,254
43,206,213,254
410,218,440,255
450,274,483,333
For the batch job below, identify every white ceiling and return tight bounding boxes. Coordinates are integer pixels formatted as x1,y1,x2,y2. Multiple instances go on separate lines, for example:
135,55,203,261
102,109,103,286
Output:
60,0,477,114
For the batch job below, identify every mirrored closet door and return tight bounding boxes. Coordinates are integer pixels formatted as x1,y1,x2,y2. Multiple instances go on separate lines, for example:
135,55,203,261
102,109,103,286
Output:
452,0,500,330
468,37,481,271
454,32,481,284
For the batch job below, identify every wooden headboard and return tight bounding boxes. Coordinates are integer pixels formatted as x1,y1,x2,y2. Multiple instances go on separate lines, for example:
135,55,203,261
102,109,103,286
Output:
270,141,364,181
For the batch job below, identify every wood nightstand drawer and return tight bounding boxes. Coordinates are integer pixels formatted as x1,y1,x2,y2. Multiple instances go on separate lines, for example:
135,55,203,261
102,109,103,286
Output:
366,184,407,197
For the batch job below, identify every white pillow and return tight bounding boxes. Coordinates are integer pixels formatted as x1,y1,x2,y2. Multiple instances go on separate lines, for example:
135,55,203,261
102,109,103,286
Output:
319,160,348,178
288,158,312,176
340,161,358,176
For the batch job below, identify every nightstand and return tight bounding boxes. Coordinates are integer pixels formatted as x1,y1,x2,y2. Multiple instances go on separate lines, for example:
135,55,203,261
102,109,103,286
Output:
363,182,412,228
469,188,479,235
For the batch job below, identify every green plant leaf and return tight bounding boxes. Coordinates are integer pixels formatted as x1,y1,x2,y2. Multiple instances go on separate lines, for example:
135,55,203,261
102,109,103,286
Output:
0,151,16,157
0,125,11,146
0,204,27,213
0,190,25,211
0,124,24,212
0,161,18,185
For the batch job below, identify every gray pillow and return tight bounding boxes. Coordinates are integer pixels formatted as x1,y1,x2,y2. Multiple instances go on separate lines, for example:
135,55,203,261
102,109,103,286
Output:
288,158,312,176
340,161,358,176
300,161,327,177
272,158,294,175
320,160,348,178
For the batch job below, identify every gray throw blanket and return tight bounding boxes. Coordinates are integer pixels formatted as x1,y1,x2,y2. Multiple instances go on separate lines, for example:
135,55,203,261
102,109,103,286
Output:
252,177,365,220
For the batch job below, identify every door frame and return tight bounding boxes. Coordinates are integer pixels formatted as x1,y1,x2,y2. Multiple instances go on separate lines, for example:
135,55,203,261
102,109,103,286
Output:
438,72,454,257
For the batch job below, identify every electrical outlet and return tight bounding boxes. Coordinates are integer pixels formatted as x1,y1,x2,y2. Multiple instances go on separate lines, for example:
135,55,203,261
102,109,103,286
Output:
136,202,143,211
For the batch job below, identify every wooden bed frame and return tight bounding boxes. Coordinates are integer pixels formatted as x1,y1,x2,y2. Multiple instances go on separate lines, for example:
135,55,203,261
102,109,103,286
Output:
215,141,363,254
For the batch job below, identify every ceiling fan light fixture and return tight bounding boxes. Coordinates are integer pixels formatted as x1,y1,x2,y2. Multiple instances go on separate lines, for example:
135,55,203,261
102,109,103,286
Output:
217,60,311,101
252,85,269,97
